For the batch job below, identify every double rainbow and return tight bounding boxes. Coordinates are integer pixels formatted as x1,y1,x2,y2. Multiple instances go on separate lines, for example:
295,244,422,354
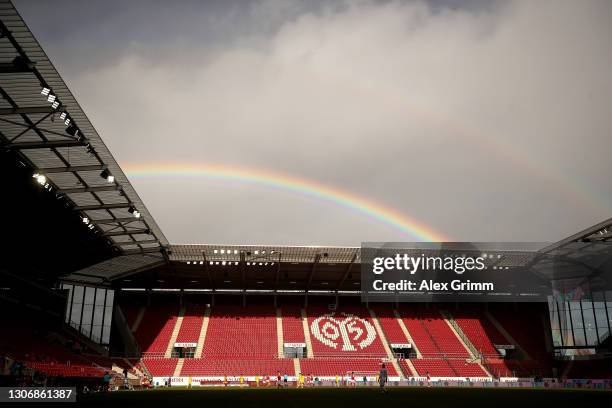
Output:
123,163,449,242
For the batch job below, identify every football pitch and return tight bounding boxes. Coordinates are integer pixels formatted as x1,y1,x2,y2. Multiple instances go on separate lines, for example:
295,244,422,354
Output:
76,387,612,408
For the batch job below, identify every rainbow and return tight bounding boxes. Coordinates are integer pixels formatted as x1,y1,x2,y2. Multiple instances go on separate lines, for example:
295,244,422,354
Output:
123,163,449,242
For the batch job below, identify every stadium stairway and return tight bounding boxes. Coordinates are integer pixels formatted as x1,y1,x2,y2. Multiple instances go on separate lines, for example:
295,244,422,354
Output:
165,307,185,358
439,310,478,360
276,308,284,358
440,311,492,377
123,358,145,378
394,310,422,358
194,306,211,358
301,308,314,358
368,308,404,379
174,358,185,377
293,358,301,377
403,359,418,377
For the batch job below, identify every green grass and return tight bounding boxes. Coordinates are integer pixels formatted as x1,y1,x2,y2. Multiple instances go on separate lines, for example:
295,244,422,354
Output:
75,387,612,408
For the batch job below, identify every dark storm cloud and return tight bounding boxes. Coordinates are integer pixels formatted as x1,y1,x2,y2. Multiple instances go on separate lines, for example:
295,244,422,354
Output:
13,0,612,245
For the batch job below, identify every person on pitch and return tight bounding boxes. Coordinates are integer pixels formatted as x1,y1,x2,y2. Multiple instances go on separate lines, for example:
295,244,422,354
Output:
379,363,388,393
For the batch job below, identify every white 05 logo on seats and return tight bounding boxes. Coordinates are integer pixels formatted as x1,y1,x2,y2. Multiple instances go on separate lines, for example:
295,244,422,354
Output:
310,313,376,351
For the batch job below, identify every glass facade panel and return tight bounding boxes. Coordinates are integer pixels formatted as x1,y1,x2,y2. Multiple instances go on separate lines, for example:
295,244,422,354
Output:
582,304,598,346
70,285,84,328
91,288,106,343
549,293,612,350
62,284,114,345
62,284,73,324
102,305,113,344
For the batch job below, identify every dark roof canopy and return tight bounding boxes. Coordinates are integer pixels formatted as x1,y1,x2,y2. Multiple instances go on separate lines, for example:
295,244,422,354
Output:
0,1,167,254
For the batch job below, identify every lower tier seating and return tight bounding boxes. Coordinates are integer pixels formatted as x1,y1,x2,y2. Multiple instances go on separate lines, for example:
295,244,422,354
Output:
407,359,456,377
27,362,105,378
448,360,488,377
299,358,397,377
485,359,546,378
180,358,294,377
565,359,612,379
142,358,178,377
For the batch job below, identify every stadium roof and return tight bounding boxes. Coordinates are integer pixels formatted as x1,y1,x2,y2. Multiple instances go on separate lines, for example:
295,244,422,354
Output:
61,253,166,286
526,217,612,288
61,243,539,291
0,0,167,254
1,1,609,294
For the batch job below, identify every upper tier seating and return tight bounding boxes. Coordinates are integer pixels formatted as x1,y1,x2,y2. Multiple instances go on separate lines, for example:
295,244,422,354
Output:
281,306,306,344
133,305,179,354
372,306,410,345
121,304,141,330
176,304,206,344
202,306,278,358
400,309,470,358
401,312,439,357
453,310,506,357
490,308,548,360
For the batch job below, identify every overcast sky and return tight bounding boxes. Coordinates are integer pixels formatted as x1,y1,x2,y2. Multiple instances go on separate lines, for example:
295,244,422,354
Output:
14,0,612,246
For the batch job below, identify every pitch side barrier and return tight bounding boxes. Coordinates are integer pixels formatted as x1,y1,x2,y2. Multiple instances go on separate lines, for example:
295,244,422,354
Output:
151,377,612,389
361,242,612,303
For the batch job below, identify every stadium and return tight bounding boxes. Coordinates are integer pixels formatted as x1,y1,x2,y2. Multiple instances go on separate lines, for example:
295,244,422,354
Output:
0,0,611,406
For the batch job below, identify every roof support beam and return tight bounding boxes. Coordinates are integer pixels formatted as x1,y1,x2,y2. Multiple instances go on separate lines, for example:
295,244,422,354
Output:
60,185,120,194
37,164,106,173
0,62,32,73
128,239,159,245
74,203,131,211
336,252,357,291
240,251,246,291
540,217,612,253
306,254,321,292
90,217,140,224
202,252,214,290
121,247,163,255
2,140,85,149
0,117,75,141
274,252,283,291
102,229,150,237
0,106,56,115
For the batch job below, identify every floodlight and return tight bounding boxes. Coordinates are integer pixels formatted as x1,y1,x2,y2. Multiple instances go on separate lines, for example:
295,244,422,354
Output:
100,170,114,183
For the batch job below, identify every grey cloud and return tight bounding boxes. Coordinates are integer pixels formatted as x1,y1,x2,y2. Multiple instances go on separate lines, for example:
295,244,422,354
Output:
14,0,612,245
